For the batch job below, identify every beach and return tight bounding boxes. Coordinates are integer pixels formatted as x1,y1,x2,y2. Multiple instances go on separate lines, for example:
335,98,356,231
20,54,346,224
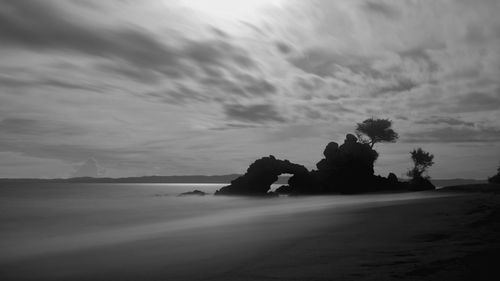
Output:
1,184,499,280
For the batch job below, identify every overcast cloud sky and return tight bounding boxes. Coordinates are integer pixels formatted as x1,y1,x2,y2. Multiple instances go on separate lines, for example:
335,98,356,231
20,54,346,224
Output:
0,0,499,179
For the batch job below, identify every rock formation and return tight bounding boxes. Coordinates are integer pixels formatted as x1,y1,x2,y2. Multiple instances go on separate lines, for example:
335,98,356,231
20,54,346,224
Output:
215,134,406,196
178,190,207,196
312,134,381,193
407,177,436,191
215,155,310,196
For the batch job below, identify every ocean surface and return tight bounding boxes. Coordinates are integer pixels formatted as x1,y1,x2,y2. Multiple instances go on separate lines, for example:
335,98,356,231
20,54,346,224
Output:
0,183,452,266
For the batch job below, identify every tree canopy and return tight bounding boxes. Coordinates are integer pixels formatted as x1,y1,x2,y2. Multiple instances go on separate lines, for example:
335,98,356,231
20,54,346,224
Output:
355,118,399,148
408,148,434,179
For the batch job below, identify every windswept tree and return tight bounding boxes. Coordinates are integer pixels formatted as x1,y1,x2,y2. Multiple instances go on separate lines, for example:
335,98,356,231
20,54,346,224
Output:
355,118,398,148
407,148,434,179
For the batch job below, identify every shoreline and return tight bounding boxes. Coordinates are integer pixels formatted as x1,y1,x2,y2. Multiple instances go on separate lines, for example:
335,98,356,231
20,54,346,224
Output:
212,192,500,281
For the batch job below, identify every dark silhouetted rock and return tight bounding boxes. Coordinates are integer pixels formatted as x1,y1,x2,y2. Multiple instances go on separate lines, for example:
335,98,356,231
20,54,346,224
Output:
178,190,207,196
275,185,293,194
490,174,500,184
313,133,381,193
489,166,500,184
388,173,398,184
215,134,406,196
408,177,436,191
323,141,339,159
215,155,310,196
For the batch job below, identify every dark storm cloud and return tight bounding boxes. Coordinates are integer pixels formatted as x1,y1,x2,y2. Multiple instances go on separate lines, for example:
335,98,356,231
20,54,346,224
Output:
405,127,500,143
224,104,287,123
416,116,475,127
363,1,400,19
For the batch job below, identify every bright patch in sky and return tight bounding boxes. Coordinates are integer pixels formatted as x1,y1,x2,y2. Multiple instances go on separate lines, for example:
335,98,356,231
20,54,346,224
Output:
180,0,283,19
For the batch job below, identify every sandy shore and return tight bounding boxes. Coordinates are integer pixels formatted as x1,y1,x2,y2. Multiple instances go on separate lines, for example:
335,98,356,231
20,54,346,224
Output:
1,191,499,281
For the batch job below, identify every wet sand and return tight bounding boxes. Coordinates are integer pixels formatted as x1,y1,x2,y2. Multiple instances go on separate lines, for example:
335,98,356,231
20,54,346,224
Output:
1,191,499,281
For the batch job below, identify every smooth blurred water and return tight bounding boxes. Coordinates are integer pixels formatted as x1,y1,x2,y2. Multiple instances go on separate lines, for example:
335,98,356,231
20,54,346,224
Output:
0,183,453,263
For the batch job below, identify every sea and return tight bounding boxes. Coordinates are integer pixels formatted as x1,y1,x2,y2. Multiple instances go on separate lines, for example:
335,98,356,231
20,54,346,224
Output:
0,182,451,265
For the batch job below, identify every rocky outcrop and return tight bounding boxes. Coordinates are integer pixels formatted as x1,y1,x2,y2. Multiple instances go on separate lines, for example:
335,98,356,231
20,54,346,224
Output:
215,155,310,196
178,190,207,196
312,134,380,193
408,177,436,191
489,170,500,184
215,134,406,196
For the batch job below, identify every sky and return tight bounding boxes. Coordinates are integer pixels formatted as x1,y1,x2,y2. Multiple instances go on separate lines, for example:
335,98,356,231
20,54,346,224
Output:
0,0,499,179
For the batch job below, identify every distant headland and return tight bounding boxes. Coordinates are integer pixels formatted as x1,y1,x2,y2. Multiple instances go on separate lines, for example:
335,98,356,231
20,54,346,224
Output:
0,175,485,187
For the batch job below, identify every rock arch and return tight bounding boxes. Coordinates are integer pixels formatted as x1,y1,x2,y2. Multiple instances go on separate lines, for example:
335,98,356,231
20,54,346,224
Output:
214,155,310,195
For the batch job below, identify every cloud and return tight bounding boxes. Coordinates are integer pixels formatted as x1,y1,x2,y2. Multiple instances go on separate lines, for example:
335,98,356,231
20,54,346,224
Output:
0,118,82,136
415,116,475,127
362,1,400,19
275,41,292,54
0,1,184,76
453,91,500,113
96,62,162,84
224,104,287,123
405,127,500,143
184,39,255,69
0,1,257,82
72,158,105,177
145,85,209,105
371,78,418,97
0,75,102,92
236,74,277,96
289,48,381,79
397,46,441,73
209,123,260,131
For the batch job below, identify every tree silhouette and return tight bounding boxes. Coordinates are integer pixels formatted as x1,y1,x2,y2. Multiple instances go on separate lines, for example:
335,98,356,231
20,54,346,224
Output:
407,148,434,179
488,162,500,184
355,118,398,148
